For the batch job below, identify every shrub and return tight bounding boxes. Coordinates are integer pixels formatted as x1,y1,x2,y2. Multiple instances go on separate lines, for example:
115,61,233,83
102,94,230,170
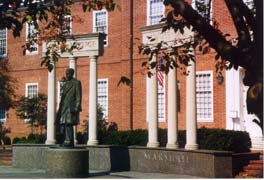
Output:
197,127,251,152
12,134,46,144
2,136,11,145
77,132,87,144
12,137,27,144
26,133,46,144
12,137,21,144
77,127,251,153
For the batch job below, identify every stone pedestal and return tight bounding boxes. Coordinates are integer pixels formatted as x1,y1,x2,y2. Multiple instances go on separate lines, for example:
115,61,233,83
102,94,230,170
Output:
46,148,89,178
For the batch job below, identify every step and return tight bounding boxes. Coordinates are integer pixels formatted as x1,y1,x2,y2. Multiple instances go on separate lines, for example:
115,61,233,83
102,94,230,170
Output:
249,160,263,164
0,154,12,157
244,164,263,171
245,169,263,177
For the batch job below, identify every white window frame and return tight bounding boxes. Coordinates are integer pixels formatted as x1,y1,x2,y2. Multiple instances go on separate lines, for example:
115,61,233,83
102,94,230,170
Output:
0,108,7,122
97,78,109,120
192,0,213,25
25,22,38,55
196,70,214,122
61,15,72,36
0,28,7,57
25,83,39,98
147,0,165,25
146,75,166,122
93,9,108,46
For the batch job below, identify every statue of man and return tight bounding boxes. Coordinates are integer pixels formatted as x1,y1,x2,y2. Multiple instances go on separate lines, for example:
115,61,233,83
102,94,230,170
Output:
56,68,82,147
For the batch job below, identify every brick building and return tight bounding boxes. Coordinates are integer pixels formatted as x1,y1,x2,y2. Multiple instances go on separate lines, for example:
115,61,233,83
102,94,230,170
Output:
0,0,262,149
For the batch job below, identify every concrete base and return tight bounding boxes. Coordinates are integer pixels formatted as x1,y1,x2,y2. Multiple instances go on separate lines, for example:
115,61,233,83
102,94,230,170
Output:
46,147,89,178
13,144,233,178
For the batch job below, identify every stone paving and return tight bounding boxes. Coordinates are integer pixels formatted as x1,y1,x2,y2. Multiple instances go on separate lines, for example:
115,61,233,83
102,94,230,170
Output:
0,166,204,179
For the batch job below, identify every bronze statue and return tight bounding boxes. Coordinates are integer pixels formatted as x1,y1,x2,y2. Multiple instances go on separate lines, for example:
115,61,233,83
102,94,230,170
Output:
56,68,82,147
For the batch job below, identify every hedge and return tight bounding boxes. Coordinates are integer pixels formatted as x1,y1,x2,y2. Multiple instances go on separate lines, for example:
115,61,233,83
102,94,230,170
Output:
94,127,251,153
12,134,46,144
12,128,251,153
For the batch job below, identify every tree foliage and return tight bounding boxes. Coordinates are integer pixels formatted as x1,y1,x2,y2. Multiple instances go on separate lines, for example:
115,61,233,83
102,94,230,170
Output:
0,59,17,110
15,93,47,134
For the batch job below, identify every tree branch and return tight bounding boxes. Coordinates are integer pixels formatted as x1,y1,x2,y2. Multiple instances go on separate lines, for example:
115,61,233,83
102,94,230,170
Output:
224,0,252,50
164,0,253,71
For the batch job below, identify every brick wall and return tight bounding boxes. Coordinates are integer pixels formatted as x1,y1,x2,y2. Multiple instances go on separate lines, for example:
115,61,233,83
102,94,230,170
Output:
4,0,238,139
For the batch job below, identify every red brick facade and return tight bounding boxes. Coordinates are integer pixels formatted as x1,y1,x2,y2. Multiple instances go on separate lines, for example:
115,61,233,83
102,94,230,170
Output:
3,0,238,139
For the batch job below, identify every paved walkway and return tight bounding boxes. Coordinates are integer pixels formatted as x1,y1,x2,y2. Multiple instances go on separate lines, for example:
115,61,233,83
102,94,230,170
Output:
0,166,203,179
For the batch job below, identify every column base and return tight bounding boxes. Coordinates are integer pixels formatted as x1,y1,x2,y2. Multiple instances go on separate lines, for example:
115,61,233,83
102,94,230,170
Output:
147,142,159,148
45,139,56,145
166,143,179,149
87,140,98,145
185,143,199,150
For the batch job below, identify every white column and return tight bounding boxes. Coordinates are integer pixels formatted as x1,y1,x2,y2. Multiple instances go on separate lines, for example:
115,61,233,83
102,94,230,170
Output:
45,61,56,144
147,53,159,148
166,59,179,149
87,56,98,145
185,48,198,150
69,56,78,145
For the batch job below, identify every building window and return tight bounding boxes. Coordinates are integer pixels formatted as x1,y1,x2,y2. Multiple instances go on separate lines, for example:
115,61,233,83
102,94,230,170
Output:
93,10,108,46
97,79,108,119
61,15,72,36
196,71,213,122
0,108,6,122
192,0,213,24
26,83,38,98
146,75,166,122
147,0,164,25
26,22,38,54
0,28,7,57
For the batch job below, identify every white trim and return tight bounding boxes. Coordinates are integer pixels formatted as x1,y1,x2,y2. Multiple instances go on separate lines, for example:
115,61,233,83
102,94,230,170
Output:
25,82,39,97
57,81,61,110
93,9,108,46
25,22,38,55
196,70,214,122
97,78,109,120
0,28,7,57
146,75,166,122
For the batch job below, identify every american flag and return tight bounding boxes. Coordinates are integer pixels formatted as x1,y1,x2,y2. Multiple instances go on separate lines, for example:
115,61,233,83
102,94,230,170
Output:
157,57,164,87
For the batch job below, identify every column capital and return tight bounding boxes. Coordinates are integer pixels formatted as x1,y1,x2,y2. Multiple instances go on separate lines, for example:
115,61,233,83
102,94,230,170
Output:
89,55,98,60
69,56,77,60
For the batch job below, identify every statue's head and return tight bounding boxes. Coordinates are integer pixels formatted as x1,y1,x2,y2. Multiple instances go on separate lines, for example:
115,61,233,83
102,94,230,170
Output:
65,68,74,80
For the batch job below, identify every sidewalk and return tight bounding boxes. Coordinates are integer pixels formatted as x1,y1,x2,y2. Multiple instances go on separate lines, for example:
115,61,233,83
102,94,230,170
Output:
0,166,203,179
